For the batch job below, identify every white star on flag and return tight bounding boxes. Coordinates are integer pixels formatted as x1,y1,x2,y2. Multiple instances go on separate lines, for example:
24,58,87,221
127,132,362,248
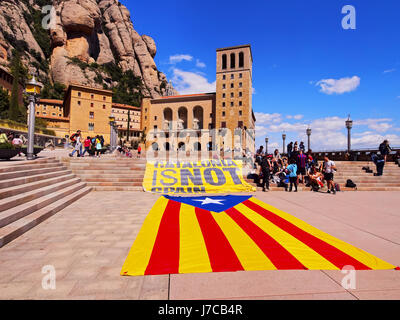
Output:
193,197,225,205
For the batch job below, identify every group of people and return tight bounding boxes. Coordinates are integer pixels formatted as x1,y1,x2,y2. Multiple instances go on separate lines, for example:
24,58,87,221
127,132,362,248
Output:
255,144,338,194
68,130,104,158
116,145,141,158
0,130,26,156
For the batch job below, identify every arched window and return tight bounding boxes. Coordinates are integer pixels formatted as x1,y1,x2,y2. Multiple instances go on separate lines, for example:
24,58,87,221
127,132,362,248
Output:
239,52,244,68
230,53,236,69
163,108,173,130
222,54,227,70
164,142,170,151
193,106,204,130
178,142,185,151
178,107,188,129
193,142,201,151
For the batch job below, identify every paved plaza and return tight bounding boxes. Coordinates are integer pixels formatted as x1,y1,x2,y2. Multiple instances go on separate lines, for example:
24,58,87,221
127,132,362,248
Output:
0,190,399,300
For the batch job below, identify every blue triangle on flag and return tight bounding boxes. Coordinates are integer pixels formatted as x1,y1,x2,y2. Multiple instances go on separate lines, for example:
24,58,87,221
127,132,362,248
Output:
164,195,252,213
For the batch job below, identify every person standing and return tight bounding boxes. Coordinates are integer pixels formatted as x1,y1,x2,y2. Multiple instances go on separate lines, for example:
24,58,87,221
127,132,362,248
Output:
296,149,307,184
323,156,337,194
379,140,391,163
287,159,298,192
95,135,102,158
81,136,92,157
137,145,142,158
287,142,293,158
69,131,82,157
255,146,264,165
260,154,272,192
299,141,305,152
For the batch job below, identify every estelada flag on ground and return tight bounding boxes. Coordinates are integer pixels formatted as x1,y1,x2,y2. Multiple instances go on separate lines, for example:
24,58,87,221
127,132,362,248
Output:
121,195,398,276
142,160,256,194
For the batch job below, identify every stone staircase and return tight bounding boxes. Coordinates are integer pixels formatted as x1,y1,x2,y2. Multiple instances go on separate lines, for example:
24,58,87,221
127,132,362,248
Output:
0,158,91,247
62,157,146,191
247,161,400,192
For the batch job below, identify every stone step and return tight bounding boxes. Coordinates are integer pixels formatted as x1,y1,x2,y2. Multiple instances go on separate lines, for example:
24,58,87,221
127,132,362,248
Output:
85,182,142,187
0,173,76,200
91,186,143,191
76,173,144,179
0,169,72,190
0,165,68,181
70,170,145,175
0,186,92,248
69,165,144,170
0,177,81,215
0,181,87,229
0,162,64,174
82,177,143,183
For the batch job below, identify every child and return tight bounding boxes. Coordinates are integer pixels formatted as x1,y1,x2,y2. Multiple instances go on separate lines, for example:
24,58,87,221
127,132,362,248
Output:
286,159,298,192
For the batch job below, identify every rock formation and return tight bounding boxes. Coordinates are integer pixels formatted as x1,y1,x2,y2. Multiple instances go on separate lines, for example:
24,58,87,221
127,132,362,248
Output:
0,0,173,98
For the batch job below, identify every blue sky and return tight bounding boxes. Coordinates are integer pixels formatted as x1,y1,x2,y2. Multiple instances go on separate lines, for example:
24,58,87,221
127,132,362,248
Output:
122,0,400,151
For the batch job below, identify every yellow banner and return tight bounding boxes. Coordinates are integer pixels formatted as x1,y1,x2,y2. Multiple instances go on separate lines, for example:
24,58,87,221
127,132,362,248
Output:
143,160,256,194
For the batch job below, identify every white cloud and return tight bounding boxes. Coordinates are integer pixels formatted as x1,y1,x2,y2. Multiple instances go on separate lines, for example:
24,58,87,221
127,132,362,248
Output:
286,114,304,120
383,68,396,74
254,112,282,125
195,59,206,68
169,54,193,64
171,68,216,94
316,76,360,95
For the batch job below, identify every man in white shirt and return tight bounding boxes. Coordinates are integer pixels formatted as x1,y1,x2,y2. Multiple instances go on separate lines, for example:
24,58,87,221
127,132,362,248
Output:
323,156,337,194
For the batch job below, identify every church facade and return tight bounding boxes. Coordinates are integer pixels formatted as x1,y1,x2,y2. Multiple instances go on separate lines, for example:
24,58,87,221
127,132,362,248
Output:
141,44,256,154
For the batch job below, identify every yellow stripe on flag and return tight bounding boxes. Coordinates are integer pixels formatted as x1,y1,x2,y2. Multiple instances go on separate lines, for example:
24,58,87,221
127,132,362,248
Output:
120,196,169,276
212,211,277,271
235,203,339,270
179,203,212,274
249,197,396,270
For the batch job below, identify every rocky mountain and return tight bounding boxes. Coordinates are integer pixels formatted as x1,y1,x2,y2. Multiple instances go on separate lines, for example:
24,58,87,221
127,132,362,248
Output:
0,0,175,99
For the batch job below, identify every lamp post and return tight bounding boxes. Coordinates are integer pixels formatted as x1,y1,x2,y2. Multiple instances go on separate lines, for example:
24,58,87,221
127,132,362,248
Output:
306,127,312,151
282,133,286,154
265,137,268,154
345,115,353,154
109,112,116,151
25,75,42,160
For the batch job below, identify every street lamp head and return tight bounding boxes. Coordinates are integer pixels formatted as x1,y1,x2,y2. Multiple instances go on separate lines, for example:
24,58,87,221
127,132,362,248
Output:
265,137,268,143
306,127,312,136
25,75,43,96
109,112,115,123
282,133,286,139
345,114,353,129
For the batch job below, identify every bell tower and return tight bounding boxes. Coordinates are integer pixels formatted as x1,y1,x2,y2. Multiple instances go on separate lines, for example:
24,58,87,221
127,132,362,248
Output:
215,44,254,151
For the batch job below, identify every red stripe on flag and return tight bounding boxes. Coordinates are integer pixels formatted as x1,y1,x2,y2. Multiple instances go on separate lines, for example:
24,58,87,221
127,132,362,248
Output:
226,207,307,269
243,200,371,270
145,199,181,275
195,207,244,272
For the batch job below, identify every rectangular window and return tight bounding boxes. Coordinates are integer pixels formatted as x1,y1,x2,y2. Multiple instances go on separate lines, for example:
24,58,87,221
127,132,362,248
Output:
91,94,94,99
230,83,234,88
239,110,242,116
230,102,234,107
222,84,226,89
154,116,157,120
222,102,225,107
239,82,242,88
88,123,94,131
222,111,225,117
230,74,234,79
78,92,81,97
103,96,106,101
91,103,94,107
230,92,234,98
239,92,242,97
221,122,226,128
239,101,242,106
239,73,242,78
103,105,106,109
222,75,226,80
238,121,243,128
222,93,225,98
89,112,94,119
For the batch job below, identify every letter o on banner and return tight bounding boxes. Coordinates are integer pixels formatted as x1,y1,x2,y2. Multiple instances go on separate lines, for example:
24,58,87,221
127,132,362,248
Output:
204,168,226,186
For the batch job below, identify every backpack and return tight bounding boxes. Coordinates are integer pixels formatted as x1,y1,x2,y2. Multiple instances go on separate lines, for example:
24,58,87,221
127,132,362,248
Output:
70,133,78,142
335,183,341,192
345,179,357,188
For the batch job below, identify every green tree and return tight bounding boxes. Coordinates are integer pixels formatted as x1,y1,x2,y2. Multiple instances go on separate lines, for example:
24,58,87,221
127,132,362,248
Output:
9,50,27,122
0,87,10,118
41,81,66,100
